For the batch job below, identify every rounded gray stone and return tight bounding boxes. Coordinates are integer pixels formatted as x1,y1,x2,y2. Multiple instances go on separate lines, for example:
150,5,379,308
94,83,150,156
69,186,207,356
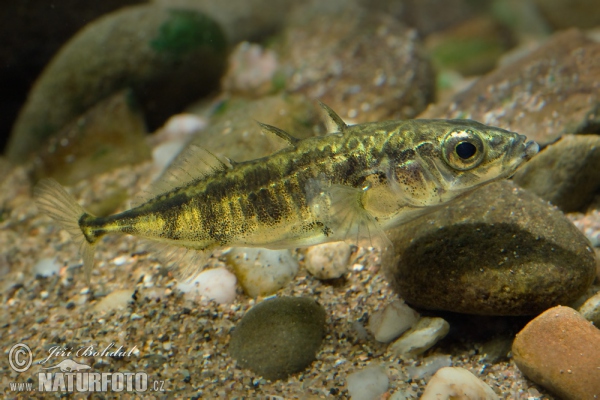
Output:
385,180,596,316
229,296,326,380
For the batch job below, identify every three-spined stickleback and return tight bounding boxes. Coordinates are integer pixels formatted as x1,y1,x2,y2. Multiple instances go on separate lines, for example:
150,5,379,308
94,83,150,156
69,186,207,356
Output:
34,103,538,280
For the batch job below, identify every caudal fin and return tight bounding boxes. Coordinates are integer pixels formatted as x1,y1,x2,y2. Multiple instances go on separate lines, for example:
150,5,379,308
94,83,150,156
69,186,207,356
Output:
33,179,96,281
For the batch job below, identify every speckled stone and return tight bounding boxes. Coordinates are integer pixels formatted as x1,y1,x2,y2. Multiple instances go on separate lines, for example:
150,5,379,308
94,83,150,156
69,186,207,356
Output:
385,180,596,316
513,134,600,213
420,29,600,146
229,296,326,380
512,306,600,400
276,0,434,124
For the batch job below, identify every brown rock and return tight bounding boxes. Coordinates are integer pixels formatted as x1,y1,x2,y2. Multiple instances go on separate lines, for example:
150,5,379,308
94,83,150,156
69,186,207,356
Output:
276,1,434,124
513,134,600,212
512,306,600,400
420,29,600,146
385,180,596,316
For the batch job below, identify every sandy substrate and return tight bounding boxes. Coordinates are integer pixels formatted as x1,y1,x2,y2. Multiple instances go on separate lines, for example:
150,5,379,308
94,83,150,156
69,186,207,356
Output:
0,162,558,399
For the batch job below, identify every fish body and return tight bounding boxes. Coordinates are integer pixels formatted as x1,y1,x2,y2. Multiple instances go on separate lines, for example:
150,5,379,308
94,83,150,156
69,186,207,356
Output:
34,104,538,280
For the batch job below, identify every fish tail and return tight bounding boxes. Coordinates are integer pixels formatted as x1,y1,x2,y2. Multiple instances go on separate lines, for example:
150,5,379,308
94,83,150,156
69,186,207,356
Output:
33,178,96,281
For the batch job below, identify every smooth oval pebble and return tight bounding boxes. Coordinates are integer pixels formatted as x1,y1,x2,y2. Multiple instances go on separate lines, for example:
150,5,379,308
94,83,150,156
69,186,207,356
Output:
367,299,420,343
176,267,237,304
512,306,600,399
226,247,298,298
304,241,351,280
389,317,450,357
421,367,499,400
229,296,326,380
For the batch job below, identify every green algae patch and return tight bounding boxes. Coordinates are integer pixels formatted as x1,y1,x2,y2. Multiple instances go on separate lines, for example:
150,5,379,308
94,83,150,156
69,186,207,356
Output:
151,9,227,58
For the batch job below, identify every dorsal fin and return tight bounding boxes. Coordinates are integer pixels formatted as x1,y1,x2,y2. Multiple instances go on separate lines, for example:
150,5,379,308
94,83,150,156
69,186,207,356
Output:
134,144,232,206
257,121,300,146
319,102,348,133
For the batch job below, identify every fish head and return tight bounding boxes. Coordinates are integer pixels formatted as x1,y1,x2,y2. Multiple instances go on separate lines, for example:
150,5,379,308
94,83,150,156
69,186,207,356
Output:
387,119,538,208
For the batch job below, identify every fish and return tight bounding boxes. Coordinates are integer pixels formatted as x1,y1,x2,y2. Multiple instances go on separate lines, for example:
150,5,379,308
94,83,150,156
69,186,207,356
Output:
34,103,538,281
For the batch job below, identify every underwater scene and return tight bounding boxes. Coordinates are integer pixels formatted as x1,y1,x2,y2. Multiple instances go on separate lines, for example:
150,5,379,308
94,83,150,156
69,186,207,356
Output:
1,0,600,398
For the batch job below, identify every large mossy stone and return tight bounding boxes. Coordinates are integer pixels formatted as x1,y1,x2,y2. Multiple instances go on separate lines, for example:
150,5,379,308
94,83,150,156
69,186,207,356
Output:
8,4,227,162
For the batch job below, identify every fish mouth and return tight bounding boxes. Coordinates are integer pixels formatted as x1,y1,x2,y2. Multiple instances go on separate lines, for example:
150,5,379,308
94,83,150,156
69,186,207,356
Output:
523,139,539,160
505,134,539,167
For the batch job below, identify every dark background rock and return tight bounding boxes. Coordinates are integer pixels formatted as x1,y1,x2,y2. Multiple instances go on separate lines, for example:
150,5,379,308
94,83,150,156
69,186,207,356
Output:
1,0,298,157
6,4,228,163
420,29,600,146
229,296,326,380
513,134,600,213
359,0,490,36
424,15,516,76
385,180,596,316
533,0,600,30
0,0,146,154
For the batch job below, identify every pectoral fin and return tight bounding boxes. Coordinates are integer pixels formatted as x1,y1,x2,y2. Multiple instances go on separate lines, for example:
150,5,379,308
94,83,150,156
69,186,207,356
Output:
307,178,392,250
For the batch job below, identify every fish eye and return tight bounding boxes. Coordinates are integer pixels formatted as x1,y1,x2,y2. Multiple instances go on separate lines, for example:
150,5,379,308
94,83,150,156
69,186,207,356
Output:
455,142,477,159
442,129,485,170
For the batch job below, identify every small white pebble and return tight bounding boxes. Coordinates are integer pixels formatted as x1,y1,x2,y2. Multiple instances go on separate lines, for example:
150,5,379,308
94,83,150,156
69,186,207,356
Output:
92,289,134,313
304,241,351,280
347,365,389,400
163,342,172,351
225,247,298,298
162,114,207,136
421,367,499,400
33,258,61,277
352,263,364,272
111,255,128,266
130,313,143,321
177,267,237,304
40,291,49,300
